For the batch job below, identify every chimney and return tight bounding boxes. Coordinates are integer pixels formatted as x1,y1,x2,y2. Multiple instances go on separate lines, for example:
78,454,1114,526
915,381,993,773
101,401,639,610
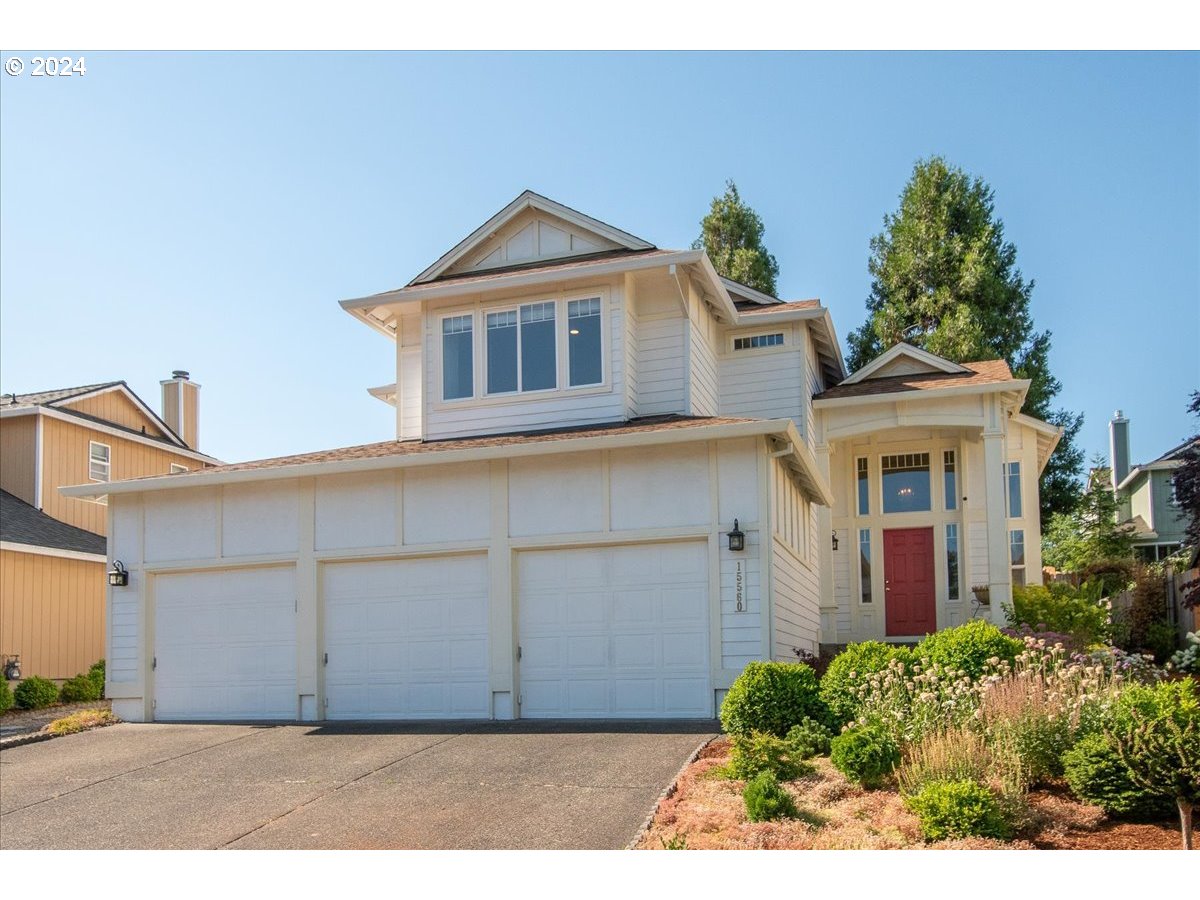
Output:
161,370,200,450
1109,409,1130,491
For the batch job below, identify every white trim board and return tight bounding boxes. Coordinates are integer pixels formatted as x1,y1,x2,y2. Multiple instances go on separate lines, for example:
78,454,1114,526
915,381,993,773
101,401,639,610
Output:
0,541,107,563
841,342,969,385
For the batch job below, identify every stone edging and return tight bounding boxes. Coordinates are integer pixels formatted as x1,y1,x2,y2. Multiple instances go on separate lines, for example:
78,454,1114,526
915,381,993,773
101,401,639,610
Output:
625,734,719,850
0,731,59,750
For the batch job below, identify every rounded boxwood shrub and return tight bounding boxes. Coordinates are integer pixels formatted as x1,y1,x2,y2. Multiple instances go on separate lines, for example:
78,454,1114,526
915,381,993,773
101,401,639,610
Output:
820,641,914,726
915,619,1022,678
0,679,13,714
59,673,102,703
13,675,59,710
904,779,1012,841
742,771,798,822
1061,732,1174,819
720,661,829,737
830,724,900,788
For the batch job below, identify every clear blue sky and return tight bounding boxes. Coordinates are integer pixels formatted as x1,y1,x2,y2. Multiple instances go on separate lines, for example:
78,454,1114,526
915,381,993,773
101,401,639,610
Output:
2,51,1197,471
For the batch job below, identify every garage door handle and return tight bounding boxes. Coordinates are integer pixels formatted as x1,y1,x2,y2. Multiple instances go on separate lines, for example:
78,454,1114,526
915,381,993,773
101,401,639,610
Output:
152,656,156,670
323,652,328,666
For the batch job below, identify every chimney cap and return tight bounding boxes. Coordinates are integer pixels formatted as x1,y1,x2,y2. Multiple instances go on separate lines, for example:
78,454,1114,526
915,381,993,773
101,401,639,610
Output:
171,370,190,381
1112,409,1126,421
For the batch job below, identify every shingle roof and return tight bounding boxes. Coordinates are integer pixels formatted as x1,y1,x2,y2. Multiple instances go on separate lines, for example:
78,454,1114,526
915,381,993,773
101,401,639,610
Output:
1,382,121,409
735,299,821,314
814,359,1016,401
0,491,107,556
156,415,757,480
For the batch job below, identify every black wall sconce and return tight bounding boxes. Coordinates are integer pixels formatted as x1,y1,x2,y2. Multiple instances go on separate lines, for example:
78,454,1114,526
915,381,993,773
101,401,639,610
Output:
831,530,839,552
727,519,745,552
108,560,129,587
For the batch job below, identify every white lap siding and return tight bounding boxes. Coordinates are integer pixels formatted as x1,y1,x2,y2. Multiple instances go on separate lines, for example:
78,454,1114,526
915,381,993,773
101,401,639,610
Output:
770,458,821,658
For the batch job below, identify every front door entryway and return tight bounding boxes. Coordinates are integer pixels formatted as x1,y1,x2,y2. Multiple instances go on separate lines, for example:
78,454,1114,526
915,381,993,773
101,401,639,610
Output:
883,527,936,637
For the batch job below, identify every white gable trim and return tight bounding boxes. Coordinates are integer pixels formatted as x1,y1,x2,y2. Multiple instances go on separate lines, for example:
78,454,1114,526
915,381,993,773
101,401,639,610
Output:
841,342,970,385
410,191,655,286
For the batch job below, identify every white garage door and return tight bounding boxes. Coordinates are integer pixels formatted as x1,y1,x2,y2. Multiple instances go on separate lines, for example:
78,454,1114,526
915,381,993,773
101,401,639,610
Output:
323,555,490,719
518,542,711,718
154,567,297,721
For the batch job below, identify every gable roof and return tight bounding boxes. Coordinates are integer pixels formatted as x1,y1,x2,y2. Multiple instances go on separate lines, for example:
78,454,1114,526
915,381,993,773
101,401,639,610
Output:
1116,436,1196,491
2,382,122,409
814,358,1016,401
840,342,970,385
0,490,107,557
410,190,656,286
1,380,190,449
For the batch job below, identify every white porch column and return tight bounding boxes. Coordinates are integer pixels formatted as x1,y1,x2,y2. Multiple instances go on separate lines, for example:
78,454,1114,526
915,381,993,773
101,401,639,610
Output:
981,428,1011,625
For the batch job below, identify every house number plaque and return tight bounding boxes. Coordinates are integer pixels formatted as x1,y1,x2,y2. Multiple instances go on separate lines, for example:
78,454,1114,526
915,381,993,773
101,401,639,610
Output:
735,560,745,612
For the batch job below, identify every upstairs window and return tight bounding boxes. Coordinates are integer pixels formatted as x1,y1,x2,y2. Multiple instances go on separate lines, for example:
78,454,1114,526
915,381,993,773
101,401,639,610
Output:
882,452,931,513
568,297,603,386
442,315,474,400
520,302,557,392
733,332,784,351
943,450,957,510
88,441,110,482
1006,462,1023,518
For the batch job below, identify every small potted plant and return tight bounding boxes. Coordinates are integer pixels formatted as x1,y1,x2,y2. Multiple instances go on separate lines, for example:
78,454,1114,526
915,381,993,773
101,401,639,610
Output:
971,585,991,605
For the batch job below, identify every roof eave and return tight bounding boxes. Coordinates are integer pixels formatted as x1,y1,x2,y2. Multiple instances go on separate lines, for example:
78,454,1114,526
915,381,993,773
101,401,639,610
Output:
812,378,1032,409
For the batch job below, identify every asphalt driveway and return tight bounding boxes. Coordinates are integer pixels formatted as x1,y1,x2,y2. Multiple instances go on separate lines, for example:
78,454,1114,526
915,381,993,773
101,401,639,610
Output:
0,720,714,849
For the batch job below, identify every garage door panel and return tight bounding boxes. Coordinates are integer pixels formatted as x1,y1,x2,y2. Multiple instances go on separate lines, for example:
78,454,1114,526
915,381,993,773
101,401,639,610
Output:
154,567,298,721
323,555,489,720
518,543,712,719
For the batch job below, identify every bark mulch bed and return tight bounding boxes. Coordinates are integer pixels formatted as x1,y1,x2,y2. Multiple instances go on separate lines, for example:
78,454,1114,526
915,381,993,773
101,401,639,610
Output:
635,736,1188,850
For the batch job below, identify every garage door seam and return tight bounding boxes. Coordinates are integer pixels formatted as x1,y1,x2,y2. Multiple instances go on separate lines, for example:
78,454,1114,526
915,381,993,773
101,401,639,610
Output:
216,729,474,849
0,727,273,816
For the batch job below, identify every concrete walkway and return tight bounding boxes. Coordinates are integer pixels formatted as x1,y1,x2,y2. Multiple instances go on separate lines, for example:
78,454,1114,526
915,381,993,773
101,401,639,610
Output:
0,720,714,849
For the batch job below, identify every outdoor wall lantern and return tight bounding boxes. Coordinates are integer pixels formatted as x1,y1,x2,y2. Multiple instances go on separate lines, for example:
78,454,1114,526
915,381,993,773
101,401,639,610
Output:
108,560,129,587
831,530,839,552
727,519,745,552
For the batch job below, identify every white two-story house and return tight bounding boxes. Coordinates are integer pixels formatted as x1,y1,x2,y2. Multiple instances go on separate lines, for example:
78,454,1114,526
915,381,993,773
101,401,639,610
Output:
64,191,1059,723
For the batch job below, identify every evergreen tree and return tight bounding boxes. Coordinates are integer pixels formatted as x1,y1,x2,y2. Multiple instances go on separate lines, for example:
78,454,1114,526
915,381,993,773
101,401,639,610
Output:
693,180,779,296
1171,391,1200,607
1042,457,1135,572
847,157,1083,524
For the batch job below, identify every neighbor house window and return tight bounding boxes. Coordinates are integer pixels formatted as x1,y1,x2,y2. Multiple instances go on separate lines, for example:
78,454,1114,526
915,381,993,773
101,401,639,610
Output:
567,297,603,386
442,314,474,400
88,441,110,482
1010,529,1026,586
170,463,188,474
1006,462,1023,518
944,450,957,511
856,457,870,516
733,332,784,351
946,524,960,601
520,302,557,391
859,529,872,604
882,452,931,513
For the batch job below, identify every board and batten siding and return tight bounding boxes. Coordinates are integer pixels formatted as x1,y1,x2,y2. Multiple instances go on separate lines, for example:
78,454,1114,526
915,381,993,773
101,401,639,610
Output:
0,415,38,507
39,416,201,536
104,435,775,721
62,391,169,439
770,457,821,658
0,548,105,680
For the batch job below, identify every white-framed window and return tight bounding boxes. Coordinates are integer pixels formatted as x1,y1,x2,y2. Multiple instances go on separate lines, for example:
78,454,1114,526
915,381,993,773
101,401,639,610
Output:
567,296,603,387
484,301,557,394
1010,529,1026,587
943,450,957,511
881,452,932,513
441,314,474,401
733,332,784,351
859,528,872,604
1006,462,1023,518
856,457,870,516
170,463,188,474
946,523,960,601
88,441,110,483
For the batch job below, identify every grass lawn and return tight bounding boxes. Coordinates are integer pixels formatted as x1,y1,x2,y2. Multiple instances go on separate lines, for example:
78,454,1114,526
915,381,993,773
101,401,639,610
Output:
635,737,1186,850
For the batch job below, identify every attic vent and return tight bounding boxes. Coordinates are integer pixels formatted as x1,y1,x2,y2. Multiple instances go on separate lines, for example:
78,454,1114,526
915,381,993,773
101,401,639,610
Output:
734,333,784,351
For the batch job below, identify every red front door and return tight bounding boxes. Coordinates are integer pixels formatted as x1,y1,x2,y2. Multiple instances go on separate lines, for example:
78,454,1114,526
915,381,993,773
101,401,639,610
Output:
883,527,937,637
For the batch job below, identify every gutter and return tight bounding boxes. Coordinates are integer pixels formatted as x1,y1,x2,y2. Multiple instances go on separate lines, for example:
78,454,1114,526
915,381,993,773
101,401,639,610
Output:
812,379,1032,409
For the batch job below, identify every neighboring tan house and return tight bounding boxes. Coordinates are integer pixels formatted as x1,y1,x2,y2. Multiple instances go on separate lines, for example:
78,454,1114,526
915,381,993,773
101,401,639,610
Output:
1109,410,1193,562
62,191,1060,724
0,376,217,680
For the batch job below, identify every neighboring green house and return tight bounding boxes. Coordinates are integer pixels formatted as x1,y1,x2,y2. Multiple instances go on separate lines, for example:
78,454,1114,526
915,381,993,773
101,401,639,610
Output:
1109,410,1193,561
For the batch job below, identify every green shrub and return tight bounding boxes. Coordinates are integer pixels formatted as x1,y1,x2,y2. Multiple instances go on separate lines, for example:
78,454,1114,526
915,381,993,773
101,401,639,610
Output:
727,731,812,780
820,642,914,726
58,673,102,703
915,620,1022,679
13,675,59,710
1061,732,1173,819
742,771,798,822
0,679,13,714
904,779,1012,841
720,661,829,737
830,724,900,788
1006,582,1111,648
88,659,106,699
786,717,834,759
